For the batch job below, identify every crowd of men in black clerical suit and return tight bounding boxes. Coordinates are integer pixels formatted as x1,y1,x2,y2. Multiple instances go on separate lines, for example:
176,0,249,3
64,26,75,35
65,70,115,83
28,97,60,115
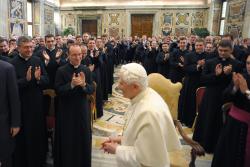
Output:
0,33,250,167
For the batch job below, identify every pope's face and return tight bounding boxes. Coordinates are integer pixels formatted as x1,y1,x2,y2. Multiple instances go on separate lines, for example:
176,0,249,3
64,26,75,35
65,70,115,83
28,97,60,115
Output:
117,78,136,99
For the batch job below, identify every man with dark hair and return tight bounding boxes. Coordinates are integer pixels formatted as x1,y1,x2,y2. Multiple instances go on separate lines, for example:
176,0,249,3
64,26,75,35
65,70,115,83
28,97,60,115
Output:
156,42,171,78
76,35,82,45
212,54,250,167
187,34,197,51
0,37,10,61
82,32,90,45
205,42,217,60
193,40,242,153
54,44,94,167
169,37,189,83
84,38,104,118
35,34,67,88
222,34,247,65
0,60,21,167
11,36,49,167
178,38,207,127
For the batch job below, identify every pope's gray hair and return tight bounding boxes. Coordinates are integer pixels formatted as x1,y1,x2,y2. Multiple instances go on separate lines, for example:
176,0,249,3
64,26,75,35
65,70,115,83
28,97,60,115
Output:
119,63,148,90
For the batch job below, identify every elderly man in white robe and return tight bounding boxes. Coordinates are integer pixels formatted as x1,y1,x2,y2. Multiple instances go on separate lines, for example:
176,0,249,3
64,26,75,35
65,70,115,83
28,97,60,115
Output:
101,63,181,167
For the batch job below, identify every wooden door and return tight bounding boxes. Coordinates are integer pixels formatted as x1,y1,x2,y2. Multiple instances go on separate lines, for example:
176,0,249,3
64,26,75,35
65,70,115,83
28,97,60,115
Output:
82,20,97,37
131,14,153,38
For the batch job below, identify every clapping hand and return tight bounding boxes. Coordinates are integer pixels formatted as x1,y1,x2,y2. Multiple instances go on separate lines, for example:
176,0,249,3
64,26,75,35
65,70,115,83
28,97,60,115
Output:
43,50,50,61
71,72,86,88
34,66,41,81
56,49,63,59
223,64,232,75
26,66,32,81
215,64,223,76
238,73,249,94
197,59,205,67
10,127,20,137
232,72,239,89
164,53,170,60
180,56,184,63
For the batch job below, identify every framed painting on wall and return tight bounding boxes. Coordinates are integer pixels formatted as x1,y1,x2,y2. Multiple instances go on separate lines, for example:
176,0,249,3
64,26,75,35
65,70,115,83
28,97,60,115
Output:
10,0,24,19
10,21,24,36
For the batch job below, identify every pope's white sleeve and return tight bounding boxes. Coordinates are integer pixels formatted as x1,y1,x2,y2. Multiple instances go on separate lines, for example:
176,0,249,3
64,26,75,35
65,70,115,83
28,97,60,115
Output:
116,145,141,167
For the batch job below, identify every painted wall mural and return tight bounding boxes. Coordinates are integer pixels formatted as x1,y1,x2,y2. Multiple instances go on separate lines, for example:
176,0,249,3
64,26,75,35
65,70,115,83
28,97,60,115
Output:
224,0,247,38
9,0,25,36
176,13,189,26
191,12,204,27
65,14,75,27
44,5,54,35
226,24,242,38
10,0,24,19
109,13,120,25
175,27,188,36
227,1,246,23
162,13,173,36
109,27,119,38
10,22,24,36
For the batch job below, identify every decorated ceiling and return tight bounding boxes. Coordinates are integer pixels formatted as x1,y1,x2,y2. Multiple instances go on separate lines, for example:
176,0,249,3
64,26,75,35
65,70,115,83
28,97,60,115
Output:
59,0,208,7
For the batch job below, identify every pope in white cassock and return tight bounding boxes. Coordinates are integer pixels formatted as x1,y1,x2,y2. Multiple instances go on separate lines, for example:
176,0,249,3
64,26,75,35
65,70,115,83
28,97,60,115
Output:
102,63,181,167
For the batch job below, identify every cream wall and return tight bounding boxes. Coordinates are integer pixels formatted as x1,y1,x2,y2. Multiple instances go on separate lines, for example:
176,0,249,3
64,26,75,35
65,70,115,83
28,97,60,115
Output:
60,6,208,38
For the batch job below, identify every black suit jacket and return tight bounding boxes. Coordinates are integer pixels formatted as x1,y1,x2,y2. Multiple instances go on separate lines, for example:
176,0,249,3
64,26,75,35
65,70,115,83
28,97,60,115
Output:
0,60,21,160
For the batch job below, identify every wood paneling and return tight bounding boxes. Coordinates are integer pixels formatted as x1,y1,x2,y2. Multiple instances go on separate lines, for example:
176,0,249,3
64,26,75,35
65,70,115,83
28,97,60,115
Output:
131,14,153,37
82,20,97,37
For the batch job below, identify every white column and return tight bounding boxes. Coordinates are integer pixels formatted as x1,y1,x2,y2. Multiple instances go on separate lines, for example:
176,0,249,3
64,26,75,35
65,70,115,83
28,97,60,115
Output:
126,11,131,37
207,0,214,34
0,0,9,37
242,0,250,38
207,0,221,35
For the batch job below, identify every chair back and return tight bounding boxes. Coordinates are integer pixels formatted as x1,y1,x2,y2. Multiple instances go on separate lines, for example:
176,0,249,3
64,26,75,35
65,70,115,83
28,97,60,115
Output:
196,87,206,114
87,82,97,125
43,89,56,129
148,73,182,120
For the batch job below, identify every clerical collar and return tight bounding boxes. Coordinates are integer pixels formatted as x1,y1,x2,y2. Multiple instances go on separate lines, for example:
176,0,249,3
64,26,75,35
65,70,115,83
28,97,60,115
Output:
46,47,55,52
219,57,227,61
131,88,148,105
19,54,30,61
70,63,80,69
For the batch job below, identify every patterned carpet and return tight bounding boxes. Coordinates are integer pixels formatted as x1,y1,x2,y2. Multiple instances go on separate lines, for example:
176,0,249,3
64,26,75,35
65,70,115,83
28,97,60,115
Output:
91,67,213,167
